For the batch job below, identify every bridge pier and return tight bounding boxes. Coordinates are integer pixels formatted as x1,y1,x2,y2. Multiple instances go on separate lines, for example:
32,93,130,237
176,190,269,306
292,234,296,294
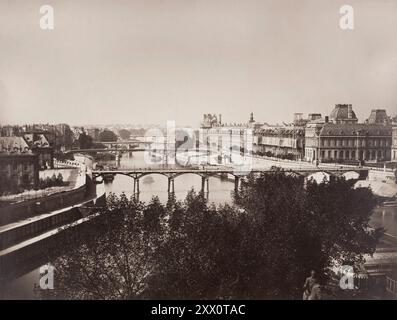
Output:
133,177,140,200
201,176,209,199
234,176,240,194
168,177,175,195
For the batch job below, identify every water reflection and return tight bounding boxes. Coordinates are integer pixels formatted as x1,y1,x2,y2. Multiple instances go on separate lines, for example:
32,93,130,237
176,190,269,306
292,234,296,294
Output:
0,269,39,300
371,206,397,238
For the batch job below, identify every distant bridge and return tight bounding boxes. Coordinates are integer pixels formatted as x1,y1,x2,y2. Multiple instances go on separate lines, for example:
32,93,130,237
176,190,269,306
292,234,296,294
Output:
67,148,147,153
92,167,368,200
66,140,154,154
100,140,151,146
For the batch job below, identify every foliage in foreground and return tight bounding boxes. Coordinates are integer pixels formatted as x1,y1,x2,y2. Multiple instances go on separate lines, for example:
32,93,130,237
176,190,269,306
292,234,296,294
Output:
43,171,382,299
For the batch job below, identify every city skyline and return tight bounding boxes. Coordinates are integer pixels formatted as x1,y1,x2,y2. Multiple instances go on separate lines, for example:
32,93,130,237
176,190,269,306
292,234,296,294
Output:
1,0,397,127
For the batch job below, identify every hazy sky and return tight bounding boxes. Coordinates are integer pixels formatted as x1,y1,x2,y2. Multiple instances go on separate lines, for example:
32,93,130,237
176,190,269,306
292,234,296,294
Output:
0,0,396,127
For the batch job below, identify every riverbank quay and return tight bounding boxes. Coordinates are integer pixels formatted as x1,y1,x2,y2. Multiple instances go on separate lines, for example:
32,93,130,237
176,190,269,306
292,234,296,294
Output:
0,170,87,226
0,174,105,284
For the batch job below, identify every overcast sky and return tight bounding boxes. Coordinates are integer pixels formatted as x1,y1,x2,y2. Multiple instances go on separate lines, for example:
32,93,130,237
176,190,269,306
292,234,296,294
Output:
0,0,396,127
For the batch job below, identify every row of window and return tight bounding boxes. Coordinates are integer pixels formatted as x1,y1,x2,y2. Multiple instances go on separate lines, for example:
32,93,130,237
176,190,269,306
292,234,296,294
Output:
256,137,299,148
321,138,390,148
319,149,387,160
5,163,33,171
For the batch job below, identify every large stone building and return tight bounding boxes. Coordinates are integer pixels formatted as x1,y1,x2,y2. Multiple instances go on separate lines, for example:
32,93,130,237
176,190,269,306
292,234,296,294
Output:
200,113,306,161
305,105,392,163
200,114,253,164
202,125,251,159
0,137,39,194
253,126,305,160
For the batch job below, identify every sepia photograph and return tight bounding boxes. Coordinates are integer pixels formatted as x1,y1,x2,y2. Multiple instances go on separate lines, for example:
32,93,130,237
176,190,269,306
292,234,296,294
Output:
0,0,397,309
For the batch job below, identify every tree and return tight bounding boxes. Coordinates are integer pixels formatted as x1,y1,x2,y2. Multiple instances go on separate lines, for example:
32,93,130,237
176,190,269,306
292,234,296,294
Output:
118,129,131,140
43,172,382,300
99,130,118,142
41,193,156,299
56,173,64,185
233,170,381,297
56,124,75,149
77,132,93,149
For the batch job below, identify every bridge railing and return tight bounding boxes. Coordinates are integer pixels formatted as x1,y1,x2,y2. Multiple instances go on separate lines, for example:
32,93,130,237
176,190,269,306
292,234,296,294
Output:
92,166,363,174
364,166,394,173
54,159,81,168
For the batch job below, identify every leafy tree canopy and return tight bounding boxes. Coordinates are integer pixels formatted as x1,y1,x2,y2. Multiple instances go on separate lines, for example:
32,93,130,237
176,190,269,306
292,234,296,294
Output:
118,129,131,140
99,130,118,142
77,132,93,149
43,171,381,299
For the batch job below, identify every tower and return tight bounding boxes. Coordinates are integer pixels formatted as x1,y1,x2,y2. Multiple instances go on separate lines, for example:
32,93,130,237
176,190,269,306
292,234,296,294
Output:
249,112,254,123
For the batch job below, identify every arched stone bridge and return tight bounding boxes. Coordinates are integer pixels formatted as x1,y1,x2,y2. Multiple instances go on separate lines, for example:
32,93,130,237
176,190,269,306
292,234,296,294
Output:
92,167,368,200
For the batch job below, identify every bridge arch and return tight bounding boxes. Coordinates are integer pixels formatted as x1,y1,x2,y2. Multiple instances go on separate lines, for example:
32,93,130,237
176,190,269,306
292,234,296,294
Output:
306,171,332,184
342,170,360,181
135,172,172,179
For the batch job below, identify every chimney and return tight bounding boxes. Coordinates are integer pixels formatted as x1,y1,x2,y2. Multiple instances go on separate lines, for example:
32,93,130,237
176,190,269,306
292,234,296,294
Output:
325,116,329,123
219,114,222,125
294,113,303,123
348,104,353,119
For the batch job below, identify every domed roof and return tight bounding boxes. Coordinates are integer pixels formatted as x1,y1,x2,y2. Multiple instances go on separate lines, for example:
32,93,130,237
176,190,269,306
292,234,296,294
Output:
367,109,390,124
329,104,357,122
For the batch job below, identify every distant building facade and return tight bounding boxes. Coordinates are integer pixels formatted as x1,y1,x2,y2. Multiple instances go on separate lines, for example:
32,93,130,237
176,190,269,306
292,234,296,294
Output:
253,127,305,160
305,105,392,163
203,126,250,155
200,114,253,164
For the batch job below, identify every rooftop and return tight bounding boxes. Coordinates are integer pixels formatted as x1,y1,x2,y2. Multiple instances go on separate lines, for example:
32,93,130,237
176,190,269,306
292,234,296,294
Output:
255,127,304,136
319,123,392,136
0,137,31,154
329,104,358,123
